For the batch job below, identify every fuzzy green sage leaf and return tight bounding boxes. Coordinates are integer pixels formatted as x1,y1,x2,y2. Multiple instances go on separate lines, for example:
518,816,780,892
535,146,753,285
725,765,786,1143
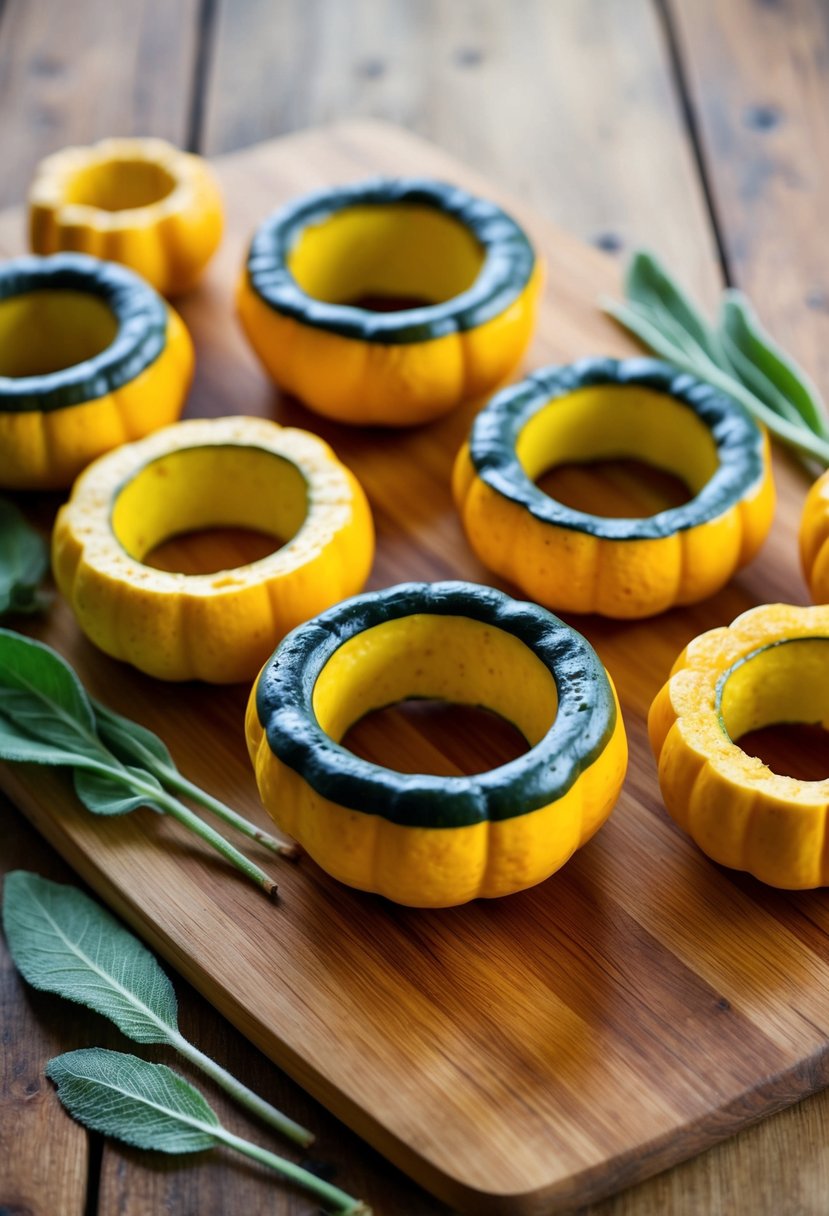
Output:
47,1050,370,1214
0,498,50,617
2,871,310,1143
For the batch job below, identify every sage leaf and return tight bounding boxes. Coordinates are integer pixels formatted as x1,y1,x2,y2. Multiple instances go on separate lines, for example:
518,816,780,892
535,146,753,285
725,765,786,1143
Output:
47,1049,220,1153
74,766,166,816
2,872,307,1142
0,707,104,769
3,872,178,1043
47,1050,369,1213
93,699,175,771
0,498,50,616
625,250,722,363
93,698,297,858
0,628,103,761
720,290,829,438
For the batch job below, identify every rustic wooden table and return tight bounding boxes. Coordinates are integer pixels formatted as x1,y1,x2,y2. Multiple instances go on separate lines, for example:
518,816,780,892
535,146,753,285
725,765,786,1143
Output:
2,1,829,1213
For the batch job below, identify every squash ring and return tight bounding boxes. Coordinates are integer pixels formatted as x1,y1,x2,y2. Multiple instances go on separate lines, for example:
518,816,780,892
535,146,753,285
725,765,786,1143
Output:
246,581,628,907
53,415,374,684
453,357,775,617
649,603,829,889
799,468,829,602
29,137,223,296
237,177,543,426
0,253,193,490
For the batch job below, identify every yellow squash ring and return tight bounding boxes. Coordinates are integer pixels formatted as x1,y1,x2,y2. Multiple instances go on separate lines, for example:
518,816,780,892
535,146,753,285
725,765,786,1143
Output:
53,416,375,683
237,177,543,426
246,581,628,907
29,137,224,297
799,468,829,601
649,603,829,889
454,357,776,618
0,253,193,490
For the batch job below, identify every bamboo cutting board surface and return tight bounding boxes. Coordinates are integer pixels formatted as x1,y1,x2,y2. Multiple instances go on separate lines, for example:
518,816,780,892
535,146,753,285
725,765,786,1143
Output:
1,121,828,1215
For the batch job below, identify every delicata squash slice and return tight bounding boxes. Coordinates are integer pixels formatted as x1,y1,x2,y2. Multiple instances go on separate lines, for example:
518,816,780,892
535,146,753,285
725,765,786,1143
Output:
29,137,223,296
246,581,628,907
53,416,374,684
649,603,829,889
0,253,192,490
237,177,543,426
453,358,775,618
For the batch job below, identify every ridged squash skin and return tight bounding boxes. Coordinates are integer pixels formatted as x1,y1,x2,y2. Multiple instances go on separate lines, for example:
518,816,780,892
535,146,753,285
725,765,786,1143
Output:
649,603,829,889
237,178,542,426
799,469,829,602
453,358,776,618
29,137,223,296
53,416,374,684
0,253,193,490
246,581,628,908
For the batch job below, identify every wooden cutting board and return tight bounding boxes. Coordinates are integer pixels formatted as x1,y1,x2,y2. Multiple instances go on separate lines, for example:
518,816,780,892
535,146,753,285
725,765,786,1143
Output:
2,121,828,1216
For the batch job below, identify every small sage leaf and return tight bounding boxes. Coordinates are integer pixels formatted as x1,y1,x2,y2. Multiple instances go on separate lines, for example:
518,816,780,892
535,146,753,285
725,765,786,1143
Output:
47,1049,219,1153
74,765,166,817
2,872,177,1043
625,250,722,363
0,499,50,617
47,1049,368,1213
720,291,829,439
0,628,102,760
93,699,176,772
0,708,102,769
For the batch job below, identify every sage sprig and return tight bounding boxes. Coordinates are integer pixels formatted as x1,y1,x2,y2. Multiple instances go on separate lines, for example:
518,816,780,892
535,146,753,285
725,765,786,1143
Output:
2,872,311,1145
0,628,278,898
0,498,50,617
91,700,299,860
603,250,829,466
47,1050,371,1215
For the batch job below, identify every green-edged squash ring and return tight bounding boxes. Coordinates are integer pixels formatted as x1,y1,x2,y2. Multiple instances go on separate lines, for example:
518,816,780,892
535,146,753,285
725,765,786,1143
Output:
237,178,543,426
246,580,628,906
453,357,776,618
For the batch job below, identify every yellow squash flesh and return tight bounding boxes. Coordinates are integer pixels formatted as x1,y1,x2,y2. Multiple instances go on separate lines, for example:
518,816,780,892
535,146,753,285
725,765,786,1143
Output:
649,603,829,889
29,138,223,296
53,416,375,683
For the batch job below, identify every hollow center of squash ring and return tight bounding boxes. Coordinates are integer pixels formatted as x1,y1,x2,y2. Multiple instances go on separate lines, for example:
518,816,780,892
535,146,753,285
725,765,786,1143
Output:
287,204,485,308
312,614,558,771
0,290,118,378
111,445,308,569
719,638,829,779
517,385,720,516
64,158,178,212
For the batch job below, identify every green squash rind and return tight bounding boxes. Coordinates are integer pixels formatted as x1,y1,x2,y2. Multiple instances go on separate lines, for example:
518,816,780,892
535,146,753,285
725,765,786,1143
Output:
0,253,167,414
245,178,536,346
467,356,767,541
255,580,616,829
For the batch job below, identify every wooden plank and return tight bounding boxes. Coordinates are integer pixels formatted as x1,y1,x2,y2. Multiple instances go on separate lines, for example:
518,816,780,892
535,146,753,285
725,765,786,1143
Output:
0,121,823,1214
0,0,202,207
202,0,721,305
666,0,829,392
0,801,92,1216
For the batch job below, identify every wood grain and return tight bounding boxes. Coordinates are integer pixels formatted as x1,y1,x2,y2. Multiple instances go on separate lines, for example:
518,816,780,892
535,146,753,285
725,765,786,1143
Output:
0,122,825,1215
667,0,829,392
0,803,93,1216
0,0,201,207
203,0,721,305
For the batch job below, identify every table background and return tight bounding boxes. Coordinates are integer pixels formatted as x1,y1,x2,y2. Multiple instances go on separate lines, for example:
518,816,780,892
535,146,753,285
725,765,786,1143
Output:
2,1,829,1212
